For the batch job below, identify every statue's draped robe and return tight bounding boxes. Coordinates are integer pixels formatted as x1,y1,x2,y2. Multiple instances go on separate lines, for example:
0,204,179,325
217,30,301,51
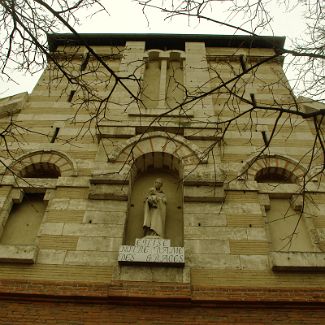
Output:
143,191,166,237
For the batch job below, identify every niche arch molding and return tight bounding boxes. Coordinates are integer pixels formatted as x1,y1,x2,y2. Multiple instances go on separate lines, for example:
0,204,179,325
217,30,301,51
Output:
108,131,207,167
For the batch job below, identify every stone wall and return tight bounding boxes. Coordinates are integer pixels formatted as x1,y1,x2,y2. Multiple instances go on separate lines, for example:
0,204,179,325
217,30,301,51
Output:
0,35,324,321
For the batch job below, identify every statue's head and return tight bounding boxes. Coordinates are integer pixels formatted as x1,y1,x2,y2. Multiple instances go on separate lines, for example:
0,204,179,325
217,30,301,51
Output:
154,178,163,190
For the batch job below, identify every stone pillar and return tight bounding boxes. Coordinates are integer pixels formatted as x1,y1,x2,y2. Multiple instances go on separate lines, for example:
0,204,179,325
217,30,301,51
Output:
184,42,215,120
118,41,146,110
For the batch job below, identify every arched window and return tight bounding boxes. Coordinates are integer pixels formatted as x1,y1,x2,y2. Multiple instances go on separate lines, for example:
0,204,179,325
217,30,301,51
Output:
255,167,297,183
20,162,61,178
6,150,77,177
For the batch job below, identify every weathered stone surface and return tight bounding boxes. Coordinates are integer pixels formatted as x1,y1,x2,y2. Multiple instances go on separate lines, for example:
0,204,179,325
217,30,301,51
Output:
185,239,230,254
89,184,128,200
83,211,126,224
184,226,247,240
183,203,223,214
39,223,64,236
86,200,128,212
56,177,89,187
0,245,38,264
270,251,325,271
63,223,124,237
0,92,28,118
97,125,136,139
37,249,66,264
187,253,241,269
184,128,222,140
118,237,185,265
184,213,227,227
64,250,117,266
47,199,70,210
184,185,225,202
240,255,269,270
258,183,300,198
77,237,122,251
247,228,268,241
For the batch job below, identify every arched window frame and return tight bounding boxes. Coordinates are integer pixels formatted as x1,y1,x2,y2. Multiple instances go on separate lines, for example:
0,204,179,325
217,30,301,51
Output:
242,154,325,272
0,150,76,264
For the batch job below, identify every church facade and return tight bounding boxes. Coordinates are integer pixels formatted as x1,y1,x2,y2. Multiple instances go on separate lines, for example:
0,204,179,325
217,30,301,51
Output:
0,33,325,324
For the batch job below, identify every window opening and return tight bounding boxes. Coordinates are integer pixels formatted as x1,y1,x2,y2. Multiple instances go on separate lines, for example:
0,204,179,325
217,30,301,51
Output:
250,93,256,106
240,55,247,72
50,127,60,143
255,167,296,183
20,163,61,178
261,130,269,145
0,193,46,246
67,90,76,102
80,52,90,71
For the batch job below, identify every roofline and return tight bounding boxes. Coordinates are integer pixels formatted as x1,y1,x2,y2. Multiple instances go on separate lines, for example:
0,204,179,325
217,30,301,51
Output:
47,33,286,52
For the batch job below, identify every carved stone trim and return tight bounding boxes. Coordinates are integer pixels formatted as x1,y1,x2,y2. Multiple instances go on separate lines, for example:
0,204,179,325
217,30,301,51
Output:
240,153,307,184
4,150,77,177
108,131,207,165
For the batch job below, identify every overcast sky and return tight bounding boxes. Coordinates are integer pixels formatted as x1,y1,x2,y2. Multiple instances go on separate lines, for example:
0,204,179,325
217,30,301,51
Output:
0,1,306,98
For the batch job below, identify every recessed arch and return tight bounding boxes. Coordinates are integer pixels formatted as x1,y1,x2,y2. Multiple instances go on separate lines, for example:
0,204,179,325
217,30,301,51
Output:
20,162,61,178
125,152,183,247
145,49,185,60
240,154,306,183
6,150,77,177
109,131,207,167
255,166,297,183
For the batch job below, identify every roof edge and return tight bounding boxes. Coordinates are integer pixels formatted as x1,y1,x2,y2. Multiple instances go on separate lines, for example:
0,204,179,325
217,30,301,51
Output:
47,33,286,52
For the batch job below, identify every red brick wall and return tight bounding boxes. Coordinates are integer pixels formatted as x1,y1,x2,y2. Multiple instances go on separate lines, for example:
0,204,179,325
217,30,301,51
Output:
0,300,325,325
1,279,325,324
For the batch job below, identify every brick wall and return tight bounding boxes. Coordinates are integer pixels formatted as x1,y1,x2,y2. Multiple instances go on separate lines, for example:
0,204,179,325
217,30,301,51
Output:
0,299,325,324
0,279,325,324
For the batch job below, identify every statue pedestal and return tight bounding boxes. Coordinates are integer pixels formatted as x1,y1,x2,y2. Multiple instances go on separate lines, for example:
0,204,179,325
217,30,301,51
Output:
118,236,185,266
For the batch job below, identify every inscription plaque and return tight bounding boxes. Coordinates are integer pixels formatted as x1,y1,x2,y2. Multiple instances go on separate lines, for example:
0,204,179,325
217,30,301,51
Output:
118,237,185,266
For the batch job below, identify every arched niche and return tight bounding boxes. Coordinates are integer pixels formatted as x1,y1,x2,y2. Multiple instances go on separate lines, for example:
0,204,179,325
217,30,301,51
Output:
124,152,183,247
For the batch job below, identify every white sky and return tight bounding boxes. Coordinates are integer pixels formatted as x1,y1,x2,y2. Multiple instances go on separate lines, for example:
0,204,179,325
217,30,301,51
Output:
0,0,306,97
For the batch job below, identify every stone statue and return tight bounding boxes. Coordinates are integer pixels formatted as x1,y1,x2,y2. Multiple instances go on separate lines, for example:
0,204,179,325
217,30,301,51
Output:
143,178,167,237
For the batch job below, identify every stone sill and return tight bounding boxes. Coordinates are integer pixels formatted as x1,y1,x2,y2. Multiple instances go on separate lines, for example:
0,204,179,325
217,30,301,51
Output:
258,183,300,198
0,245,38,264
270,251,325,272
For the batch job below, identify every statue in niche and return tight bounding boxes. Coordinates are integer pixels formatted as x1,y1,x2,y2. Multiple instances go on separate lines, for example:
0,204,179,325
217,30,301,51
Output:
143,178,167,237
